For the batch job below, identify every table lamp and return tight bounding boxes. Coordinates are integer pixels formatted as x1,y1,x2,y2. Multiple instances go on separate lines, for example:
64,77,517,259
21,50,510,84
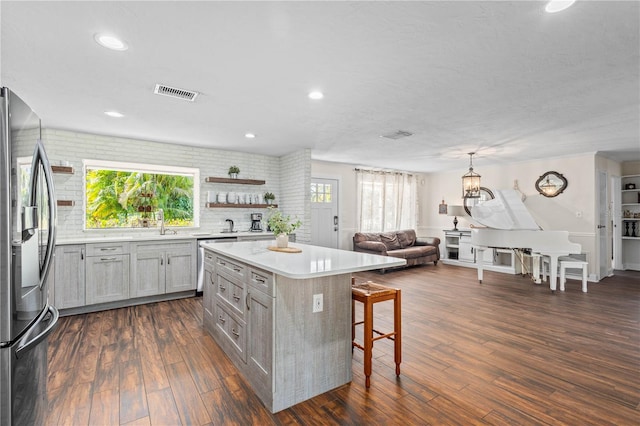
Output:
447,205,465,230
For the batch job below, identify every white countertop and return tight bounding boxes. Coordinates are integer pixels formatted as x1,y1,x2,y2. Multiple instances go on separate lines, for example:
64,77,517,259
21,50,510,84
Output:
200,240,406,279
56,231,274,245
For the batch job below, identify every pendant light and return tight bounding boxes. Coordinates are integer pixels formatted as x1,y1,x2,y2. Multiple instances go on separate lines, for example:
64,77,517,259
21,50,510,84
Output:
462,152,481,198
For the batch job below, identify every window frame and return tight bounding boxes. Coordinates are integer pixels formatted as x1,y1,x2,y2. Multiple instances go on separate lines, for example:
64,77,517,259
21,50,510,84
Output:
83,159,200,231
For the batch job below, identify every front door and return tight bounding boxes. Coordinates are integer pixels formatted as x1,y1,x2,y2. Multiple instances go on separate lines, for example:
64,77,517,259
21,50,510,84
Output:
311,178,338,248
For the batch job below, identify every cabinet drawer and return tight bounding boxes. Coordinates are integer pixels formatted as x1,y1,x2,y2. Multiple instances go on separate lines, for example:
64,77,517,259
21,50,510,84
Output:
216,255,245,279
216,303,247,361
249,267,273,296
216,273,245,317
203,249,216,266
86,242,130,256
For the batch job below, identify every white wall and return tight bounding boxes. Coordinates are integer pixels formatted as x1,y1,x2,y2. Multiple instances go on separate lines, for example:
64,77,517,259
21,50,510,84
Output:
20,129,312,240
422,153,600,276
279,149,312,242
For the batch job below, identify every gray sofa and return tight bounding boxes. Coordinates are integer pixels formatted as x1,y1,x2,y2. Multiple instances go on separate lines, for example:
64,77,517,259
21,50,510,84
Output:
353,229,440,271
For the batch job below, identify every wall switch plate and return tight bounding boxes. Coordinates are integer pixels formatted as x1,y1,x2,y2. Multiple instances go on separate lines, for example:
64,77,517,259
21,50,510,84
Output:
313,293,323,313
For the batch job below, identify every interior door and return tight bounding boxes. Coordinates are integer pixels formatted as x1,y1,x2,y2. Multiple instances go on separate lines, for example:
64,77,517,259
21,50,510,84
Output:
311,178,338,248
597,170,611,279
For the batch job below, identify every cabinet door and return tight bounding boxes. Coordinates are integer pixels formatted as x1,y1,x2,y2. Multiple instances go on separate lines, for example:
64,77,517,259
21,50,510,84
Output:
247,289,273,397
165,249,195,293
54,245,85,309
458,235,474,262
203,261,215,331
85,254,130,305
131,250,164,297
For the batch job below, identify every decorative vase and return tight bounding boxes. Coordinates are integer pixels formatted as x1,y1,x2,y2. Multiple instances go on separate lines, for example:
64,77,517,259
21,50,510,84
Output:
229,173,238,179
276,233,289,248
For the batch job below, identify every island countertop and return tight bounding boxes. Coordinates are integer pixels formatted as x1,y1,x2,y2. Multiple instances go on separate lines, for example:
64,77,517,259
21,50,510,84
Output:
199,239,405,279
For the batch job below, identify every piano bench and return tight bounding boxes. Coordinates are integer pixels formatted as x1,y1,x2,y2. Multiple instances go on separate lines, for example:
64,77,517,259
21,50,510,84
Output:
559,258,588,293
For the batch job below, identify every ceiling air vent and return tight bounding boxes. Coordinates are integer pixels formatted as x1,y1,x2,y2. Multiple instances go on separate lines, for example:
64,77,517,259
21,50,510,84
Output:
154,84,199,102
381,130,413,140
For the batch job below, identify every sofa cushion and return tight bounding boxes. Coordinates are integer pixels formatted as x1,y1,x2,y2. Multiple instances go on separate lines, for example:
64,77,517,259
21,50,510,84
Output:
393,245,437,260
381,233,402,250
396,229,417,248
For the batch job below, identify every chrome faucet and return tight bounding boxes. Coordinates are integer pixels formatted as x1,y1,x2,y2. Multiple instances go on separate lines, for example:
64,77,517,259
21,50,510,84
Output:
158,208,165,235
226,218,234,232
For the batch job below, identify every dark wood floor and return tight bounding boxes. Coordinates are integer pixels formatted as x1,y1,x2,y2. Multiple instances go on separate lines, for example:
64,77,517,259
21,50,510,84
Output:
45,264,640,425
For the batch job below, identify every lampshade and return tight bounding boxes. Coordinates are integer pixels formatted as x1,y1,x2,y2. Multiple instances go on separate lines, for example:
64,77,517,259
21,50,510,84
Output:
448,205,465,217
447,205,465,230
462,152,481,198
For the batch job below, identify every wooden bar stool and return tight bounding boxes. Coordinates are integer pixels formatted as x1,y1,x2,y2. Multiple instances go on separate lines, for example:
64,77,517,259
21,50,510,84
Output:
351,278,401,388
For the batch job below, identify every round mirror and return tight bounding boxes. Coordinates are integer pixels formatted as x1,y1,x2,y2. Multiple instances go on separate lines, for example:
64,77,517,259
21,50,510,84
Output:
464,187,494,216
535,171,567,198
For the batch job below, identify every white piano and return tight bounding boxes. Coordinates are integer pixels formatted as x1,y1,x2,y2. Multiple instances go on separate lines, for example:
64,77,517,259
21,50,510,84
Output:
470,190,581,292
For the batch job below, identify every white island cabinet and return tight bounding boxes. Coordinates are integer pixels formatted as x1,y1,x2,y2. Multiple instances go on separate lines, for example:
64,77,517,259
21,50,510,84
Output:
200,240,405,413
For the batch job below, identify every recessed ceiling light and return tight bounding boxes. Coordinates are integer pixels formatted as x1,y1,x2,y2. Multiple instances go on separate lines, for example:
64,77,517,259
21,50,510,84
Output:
545,0,576,13
104,111,124,118
94,33,128,51
245,133,256,139
308,91,324,100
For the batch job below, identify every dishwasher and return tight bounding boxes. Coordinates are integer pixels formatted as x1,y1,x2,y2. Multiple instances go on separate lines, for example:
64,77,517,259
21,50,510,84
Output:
196,236,237,294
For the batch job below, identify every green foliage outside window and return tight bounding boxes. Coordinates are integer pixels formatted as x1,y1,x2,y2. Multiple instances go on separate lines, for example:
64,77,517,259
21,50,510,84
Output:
85,168,194,229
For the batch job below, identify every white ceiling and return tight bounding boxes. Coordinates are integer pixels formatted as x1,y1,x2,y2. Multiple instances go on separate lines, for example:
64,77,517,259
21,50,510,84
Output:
1,1,638,173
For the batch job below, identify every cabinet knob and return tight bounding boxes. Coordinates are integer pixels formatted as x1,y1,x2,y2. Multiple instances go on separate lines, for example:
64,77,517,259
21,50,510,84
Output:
231,328,240,338
218,315,225,324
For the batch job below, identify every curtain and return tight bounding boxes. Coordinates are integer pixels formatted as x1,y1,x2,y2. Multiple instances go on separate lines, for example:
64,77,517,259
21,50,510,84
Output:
356,169,417,232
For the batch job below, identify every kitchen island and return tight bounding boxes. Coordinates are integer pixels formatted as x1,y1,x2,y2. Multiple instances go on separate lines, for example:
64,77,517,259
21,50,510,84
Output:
200,239,405,412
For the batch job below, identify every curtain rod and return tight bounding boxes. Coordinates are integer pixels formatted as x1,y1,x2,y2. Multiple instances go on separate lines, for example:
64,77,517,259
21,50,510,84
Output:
354,168,414,176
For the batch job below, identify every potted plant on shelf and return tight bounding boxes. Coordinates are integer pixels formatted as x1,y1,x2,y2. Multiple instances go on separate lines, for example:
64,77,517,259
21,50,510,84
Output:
266,206,301,248
264,192,275,205
228,165,240,179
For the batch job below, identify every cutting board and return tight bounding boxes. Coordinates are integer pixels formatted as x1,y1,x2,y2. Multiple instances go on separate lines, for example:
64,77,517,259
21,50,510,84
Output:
267,246,302,253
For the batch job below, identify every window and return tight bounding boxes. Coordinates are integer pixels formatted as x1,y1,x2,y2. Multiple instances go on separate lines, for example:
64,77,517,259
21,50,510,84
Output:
84,160,199,229
311,182,332,203
356,169,416,232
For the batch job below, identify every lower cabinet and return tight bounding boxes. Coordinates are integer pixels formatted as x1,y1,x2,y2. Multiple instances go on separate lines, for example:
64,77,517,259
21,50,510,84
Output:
85,254,130,305
53,238,196,314
205,251,273,403
54,244,86,309
130,240,196,298
85,242,130,305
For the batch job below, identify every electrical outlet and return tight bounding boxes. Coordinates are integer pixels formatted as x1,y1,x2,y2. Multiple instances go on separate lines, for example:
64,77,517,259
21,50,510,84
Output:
313,293,323,313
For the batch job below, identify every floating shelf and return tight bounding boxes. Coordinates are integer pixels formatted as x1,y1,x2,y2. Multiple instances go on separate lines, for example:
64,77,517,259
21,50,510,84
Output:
57,200,75,207
206,203,277,209
51,165,73,174
205,177,266,185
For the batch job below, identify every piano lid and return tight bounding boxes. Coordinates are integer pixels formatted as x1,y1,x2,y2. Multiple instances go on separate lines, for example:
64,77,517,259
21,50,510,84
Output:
471,190,541,230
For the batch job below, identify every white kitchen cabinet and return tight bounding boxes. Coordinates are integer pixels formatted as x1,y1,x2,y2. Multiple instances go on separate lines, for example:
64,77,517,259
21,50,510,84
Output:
54,244,85,309
130,240,196,297
85,242,130,305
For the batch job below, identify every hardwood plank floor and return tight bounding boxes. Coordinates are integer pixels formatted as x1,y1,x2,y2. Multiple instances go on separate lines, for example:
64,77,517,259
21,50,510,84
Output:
46,264,640,425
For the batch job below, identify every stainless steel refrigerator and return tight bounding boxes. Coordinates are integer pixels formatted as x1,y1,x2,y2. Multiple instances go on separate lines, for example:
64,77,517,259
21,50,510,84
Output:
1,88,59,425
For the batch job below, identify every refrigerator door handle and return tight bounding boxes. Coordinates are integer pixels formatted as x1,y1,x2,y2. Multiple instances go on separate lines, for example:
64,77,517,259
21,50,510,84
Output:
15,305,59,359
28,140,57,288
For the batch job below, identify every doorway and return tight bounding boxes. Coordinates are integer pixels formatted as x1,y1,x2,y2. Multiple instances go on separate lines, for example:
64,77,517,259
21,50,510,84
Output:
311,178,339,248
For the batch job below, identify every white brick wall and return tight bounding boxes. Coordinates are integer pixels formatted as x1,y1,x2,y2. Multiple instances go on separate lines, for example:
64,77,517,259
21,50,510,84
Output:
20,128,309,240
279,149,312,243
